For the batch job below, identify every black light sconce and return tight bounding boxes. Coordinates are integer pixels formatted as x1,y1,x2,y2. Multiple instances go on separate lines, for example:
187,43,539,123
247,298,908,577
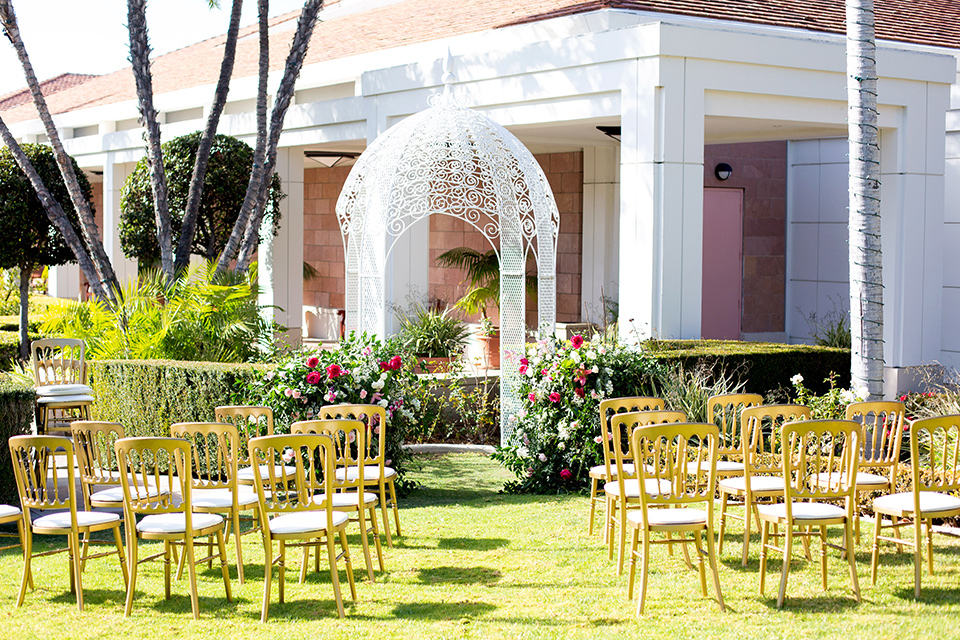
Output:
714,162,733,181
305,150,361,167
596,125,621,142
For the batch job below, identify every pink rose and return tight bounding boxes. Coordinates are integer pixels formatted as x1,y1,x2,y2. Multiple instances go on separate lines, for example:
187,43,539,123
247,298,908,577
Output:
528,393,537,402
549,392,561,403
560,469,572,480
519,364,528,375
306,371,321,385
520,358,529,366
292,389,302,399
326,364,343,379
284,388,293,397
571,335,584,349
594,435,603,444
360,389,368,399
306,356,319,369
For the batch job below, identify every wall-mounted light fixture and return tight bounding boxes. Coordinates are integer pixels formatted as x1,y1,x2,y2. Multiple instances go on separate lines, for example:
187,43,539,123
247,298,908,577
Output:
714,162,733,181
596,125,621,142
305,150,361,168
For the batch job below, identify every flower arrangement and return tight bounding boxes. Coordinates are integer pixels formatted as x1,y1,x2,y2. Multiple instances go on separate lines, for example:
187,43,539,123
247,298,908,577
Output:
492,334,664,493
789,372,867,419
246,332,421,490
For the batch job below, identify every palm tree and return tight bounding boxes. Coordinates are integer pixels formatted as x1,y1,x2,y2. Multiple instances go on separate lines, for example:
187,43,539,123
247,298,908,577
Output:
436,247,538,320
847,0,884,399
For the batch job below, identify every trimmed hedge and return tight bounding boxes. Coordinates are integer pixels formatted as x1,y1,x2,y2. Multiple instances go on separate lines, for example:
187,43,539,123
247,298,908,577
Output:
0,329,42,369
645,340,850,398
88,360,266,438
0,377,35,506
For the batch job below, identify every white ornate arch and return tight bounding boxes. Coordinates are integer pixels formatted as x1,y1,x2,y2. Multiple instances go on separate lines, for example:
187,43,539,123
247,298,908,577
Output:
335,88,560,444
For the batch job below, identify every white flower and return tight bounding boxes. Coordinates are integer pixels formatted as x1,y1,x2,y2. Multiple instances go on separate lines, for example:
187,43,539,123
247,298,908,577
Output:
378,399,389,408
791,374,803,386
557,441,566,451
586,350,597,360
538,453,547,462
840,389,856,403
281,447,296,464
854,385,869,401
371,379,385,391
517,446,529,457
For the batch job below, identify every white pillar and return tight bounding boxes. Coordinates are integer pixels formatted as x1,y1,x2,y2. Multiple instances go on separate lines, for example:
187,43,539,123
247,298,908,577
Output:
259,147,305,339
47,264,79,299
581,146,620,322
102,156,138,286
618,56,705,342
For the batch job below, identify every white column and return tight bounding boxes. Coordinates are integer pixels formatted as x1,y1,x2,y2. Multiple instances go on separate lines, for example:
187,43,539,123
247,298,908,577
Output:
47,263,79,299
581,146,620,322
618,56,705,342
259,147,305,340
102,156,138,286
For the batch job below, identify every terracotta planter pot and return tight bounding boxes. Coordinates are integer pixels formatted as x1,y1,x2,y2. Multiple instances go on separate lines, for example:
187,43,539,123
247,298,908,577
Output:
417,356,455,374
478,332,500,370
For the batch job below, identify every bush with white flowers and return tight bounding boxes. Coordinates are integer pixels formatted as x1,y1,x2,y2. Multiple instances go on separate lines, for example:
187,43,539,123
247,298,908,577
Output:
789,372,867,419
493,335,665,493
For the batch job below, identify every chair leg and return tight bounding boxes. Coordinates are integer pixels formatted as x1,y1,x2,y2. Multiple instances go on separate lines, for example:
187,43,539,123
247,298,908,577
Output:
914,516,923,598
618,506,628,576
261,538,273,623
369,505,385,572
112,524,129,587
608,500,617,560
759,521,770,596
636,531,651,616
387,478,401,537
327,535,345,619
706,526,726,612
339,528,357,601
870,512,883,585
165,541,174,599
588,478,598,535
70,531,84,611
233,509,245,585
16,527,32,607
216,529,233,602
124,535,139,617
695,530,708,597
777,526,793,608
279,540,287,603
742,498,753,567
379,481,393,548
717,492,729,556
185,537,200,620
357,507,375,581
846,518,861,603
819,524,828,590
627,526,639,600
925,518,935,576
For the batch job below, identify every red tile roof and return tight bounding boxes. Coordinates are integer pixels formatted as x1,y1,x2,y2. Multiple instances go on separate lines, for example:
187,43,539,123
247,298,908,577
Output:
2,0,959,125
0,72,98,111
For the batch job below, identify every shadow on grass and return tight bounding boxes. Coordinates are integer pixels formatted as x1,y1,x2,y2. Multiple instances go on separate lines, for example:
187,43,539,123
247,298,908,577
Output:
759,593,862,612
48,587,128,607
891,585,960,603
417,565,501,585
437,536,509,551
391,600,496,620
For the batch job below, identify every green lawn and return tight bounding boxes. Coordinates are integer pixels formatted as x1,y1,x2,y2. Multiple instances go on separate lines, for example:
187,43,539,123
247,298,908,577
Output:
1,452,959,639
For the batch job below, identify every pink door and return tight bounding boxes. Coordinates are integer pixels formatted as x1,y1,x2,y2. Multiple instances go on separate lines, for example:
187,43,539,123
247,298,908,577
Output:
701,188,743,340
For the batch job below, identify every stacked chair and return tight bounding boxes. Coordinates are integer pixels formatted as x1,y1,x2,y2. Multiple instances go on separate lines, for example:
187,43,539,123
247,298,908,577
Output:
31,339,94,435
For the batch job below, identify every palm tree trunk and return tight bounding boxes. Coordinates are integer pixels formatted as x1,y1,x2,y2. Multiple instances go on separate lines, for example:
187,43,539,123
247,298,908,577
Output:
0,0,120,305
847,0,884,399
127,0,174,283
218,0,324,275
174,0,245,275
17,264,30,360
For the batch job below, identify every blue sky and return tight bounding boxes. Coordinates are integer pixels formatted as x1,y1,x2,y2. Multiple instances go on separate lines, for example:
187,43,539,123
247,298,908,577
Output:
0,0,306,96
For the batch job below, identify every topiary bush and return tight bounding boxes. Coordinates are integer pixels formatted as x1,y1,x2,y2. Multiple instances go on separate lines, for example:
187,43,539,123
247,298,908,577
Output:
0,376,35,506
119,132,283,265
87,360,266,438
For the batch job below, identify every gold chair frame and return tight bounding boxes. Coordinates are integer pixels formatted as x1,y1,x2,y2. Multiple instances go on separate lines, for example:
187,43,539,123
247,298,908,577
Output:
870,414,960,598
707,393,764,477
249,433,357,621
627,421,725,614
214,405,275,486
758,419,861,607
115,436,232,619
31,338,93,435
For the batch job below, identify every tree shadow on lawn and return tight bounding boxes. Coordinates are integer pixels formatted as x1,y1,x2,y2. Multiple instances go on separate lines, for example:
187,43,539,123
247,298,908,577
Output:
416,565,501,585
436,536,509,551
390,600,497,620
758,593,862,612
891,585,960,603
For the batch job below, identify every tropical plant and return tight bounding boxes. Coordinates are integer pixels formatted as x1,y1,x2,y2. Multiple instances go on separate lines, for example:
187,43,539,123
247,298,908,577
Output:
801,295,852,349
652,359,745,422
242,332,423,492
493,333,666,493
847,0,884,399
40,262,278,363
396,302,470,358
435,247,537,318
0,144,88,358
120,132,284,266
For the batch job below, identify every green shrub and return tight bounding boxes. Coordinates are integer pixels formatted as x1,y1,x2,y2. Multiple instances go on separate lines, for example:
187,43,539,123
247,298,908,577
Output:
87,360,265,438
0,376,35,506
0,330,41,370
643,339,850,398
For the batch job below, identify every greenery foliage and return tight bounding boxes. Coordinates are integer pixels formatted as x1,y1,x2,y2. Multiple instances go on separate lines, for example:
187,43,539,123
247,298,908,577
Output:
493,335,665,493
119,132,284,264
435,247,537,317
652,359,745,422
0,376,37,506
242,332,424,492
87,359,264,438
396,301,470,358
40,262,279,363
788,372,867,419
409,366,501,445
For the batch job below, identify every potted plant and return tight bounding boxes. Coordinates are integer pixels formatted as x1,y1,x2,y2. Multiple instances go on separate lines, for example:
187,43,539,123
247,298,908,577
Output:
396,301,470,373
435,247,537,370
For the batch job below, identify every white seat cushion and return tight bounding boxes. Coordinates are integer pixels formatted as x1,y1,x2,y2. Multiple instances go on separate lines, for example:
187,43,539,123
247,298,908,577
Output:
37,394,94,405
137,512,223,534
267,510,349,534
873,491,960,516
814,471,889,488
35,384,93,397
92,485,166,504
627,508,708,527
590,463,636,479
192,488,259,509
715,460,745,473
604,478,672,498
313,492,378,508
718,475,784,493
757,502,846,521
237,464,297,482
34,510,120,529
0,504,21,519
335,465,397,482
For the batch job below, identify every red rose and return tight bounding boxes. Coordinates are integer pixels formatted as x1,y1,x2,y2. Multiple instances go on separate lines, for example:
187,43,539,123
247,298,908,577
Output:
560,469,572,480
326,364,343,379
574,386,585,398
520,358,529,366
549,392,561,403
528,393,537,402
389,355,402,370
305,371,321,385
306,356,319,369
519,364,528,375
379,361,390,371
570,334,584,349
